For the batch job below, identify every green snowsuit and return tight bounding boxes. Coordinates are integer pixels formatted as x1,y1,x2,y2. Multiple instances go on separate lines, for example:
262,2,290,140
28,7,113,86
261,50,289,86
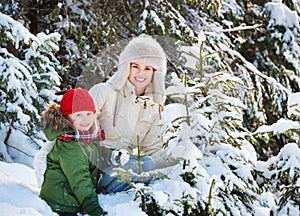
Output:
40,128,112,216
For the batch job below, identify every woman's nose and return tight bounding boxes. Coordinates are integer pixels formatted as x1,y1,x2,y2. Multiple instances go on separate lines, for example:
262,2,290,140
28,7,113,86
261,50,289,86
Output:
137,68,147,74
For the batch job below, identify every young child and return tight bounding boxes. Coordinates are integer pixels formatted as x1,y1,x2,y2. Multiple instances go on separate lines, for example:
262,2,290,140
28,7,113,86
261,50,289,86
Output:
39,88,128,216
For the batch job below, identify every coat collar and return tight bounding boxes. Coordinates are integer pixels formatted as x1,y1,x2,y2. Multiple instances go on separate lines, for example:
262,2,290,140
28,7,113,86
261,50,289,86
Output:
122,80,154,104
112,80,156,127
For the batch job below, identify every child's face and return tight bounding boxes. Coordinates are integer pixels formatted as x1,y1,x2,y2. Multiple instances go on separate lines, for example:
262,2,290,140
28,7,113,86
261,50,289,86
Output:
68,111,94,131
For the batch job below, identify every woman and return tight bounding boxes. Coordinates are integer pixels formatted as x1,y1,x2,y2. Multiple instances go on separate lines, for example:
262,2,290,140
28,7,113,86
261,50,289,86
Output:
89,36,191,193
89,37,177,169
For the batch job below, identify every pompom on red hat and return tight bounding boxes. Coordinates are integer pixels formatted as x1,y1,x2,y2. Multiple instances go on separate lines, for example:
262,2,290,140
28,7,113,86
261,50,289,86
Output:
60,88,96,116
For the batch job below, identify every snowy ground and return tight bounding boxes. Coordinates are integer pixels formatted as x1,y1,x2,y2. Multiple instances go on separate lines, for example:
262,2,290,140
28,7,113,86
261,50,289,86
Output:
0,103,279,215
0,161,184,216
0,161,55,215
0,161,147,216
0,160,272,216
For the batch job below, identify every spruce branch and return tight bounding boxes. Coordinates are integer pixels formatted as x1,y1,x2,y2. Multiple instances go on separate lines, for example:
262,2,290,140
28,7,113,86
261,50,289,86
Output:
4,114,15,146
184,72,191,126
207,178,216,215
137,135,144,182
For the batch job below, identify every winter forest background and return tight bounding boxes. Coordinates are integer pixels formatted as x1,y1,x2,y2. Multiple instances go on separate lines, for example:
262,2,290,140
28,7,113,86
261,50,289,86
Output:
0,0,300,215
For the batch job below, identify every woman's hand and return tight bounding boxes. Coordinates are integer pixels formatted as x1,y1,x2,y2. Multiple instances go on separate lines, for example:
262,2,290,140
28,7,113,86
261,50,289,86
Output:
170,141,198,160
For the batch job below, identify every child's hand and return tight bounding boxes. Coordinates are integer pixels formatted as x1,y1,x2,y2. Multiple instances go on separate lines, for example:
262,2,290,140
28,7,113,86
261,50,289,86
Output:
111,149,130,166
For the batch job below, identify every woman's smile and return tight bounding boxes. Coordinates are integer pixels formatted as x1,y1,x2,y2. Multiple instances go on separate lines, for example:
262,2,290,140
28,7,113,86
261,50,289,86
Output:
128,62,155,95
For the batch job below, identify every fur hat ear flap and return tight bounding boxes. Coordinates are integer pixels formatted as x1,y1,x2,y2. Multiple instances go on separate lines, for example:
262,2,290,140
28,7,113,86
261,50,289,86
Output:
42,101,72,130
109,62,130,92
152,67,167,104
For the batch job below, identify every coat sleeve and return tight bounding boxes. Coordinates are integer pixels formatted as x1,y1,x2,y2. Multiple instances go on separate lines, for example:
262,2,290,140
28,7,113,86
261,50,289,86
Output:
141,106,180,169
95,144,116,171
57,141,104,216
151,148,180,169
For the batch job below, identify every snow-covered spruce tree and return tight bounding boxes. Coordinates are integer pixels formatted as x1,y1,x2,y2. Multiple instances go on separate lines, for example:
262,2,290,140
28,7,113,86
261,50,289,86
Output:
0,0,213,89
35,0,125,88
0,0,113,88
254,92,300,215
80,0,200,90
219,1,300,160
0,12,61,165
254,2,300,120
255,143,300,216
270,142,300,216
41,0,100,88
177,38,261,215
35,0,199,88
136,0,196,41
129,32,264,215
254,92,300,150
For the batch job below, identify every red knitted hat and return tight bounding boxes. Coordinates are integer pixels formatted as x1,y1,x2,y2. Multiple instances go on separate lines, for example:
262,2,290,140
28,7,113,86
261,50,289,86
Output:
60,88,96,116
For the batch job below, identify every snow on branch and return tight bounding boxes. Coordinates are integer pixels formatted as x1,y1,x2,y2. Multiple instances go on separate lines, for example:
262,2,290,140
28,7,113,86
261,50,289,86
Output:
0,12,37,49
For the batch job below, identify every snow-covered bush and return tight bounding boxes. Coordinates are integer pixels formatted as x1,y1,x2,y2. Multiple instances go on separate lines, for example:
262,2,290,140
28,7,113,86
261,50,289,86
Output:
256,143,300,216
129,32,264,215
254,92,300,216
0,12,61,165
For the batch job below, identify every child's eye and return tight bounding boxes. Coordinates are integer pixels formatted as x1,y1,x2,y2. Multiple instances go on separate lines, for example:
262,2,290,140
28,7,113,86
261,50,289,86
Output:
76,113,81,117
87,113,93,116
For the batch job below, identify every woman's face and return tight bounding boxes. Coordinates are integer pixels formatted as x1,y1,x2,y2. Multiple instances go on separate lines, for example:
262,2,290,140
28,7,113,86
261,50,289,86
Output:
128,62,155,95
68,111,94,131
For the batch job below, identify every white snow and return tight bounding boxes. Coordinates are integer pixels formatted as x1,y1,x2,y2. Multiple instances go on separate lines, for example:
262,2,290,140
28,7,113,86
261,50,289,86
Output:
0,162,56,216
254,118,300,134
1,1,300,216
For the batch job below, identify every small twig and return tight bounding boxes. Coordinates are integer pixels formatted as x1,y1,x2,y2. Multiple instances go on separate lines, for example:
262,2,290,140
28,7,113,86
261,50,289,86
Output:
184,72,191,126
6,144,34,158
137,135,144,182
220,24,262,33
4,115,15,145
207,178,216,215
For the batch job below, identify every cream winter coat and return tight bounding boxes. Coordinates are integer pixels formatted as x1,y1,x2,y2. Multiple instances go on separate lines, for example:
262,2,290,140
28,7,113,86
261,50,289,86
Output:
89,80,178,169
89,36,179,169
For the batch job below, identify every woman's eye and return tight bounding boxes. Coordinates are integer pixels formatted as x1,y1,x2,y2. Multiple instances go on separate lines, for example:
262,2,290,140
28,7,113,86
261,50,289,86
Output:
145,67,154,72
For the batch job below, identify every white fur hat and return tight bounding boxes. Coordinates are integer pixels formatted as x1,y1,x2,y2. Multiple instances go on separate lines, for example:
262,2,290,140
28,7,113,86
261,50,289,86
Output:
109,36,167,104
